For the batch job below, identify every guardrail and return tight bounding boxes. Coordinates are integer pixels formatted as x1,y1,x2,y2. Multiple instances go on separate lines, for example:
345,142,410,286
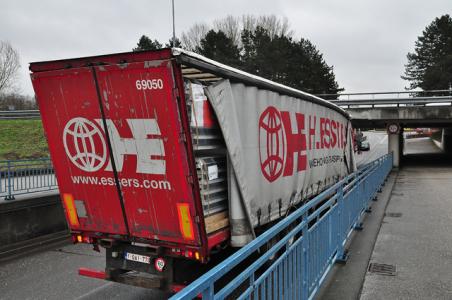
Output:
0,158,58,200
0,110,41,120
317,89,452,99
171,153,393,300
330,96,452,108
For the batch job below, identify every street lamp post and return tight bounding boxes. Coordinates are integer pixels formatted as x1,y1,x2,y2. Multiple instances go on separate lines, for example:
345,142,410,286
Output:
171,0,176,46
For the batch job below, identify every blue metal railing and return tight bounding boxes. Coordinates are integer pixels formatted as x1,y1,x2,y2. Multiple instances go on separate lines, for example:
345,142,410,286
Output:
0,158,58,200
171,153,393,300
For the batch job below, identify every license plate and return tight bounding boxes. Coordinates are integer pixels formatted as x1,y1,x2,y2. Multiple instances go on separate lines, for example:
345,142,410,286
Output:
124,252,151,264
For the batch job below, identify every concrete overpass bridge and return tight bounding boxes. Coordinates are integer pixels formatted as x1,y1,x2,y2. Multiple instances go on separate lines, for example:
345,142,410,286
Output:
323,90,452,167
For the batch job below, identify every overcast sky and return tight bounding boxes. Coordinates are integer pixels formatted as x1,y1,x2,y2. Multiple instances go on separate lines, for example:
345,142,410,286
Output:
1,0,451,96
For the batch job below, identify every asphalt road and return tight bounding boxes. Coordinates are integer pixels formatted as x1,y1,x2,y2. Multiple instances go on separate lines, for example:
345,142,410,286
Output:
404,136,442,155
355,131,388,167
0,243,168,300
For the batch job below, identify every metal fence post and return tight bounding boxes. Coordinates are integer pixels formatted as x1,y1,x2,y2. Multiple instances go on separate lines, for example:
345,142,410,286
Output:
202,284,214,300
5,160,15,200
335,183,347,263
301,210,309,299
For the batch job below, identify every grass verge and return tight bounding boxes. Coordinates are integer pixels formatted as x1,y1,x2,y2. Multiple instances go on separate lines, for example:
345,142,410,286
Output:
0,119,49,161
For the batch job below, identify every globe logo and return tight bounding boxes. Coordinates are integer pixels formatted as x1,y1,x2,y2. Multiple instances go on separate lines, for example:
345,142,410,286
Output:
63,117,107,172
259,106,286,182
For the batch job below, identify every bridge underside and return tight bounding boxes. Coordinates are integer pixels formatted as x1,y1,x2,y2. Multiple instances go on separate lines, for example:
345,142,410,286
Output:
346,106,452,167
347,106,452,128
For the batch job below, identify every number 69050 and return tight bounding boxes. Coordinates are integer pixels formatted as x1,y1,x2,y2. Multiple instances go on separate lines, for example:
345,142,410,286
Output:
136,79,164,90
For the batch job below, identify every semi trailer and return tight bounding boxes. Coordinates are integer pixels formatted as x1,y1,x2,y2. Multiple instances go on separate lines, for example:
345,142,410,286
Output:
30,48,355,292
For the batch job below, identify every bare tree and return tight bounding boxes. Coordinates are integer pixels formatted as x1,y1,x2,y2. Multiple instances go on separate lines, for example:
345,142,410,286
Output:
180,23,209,51
213,15,241,46
245,15,294,38
241,15,257,33
0,41,20,94
181,15,294,51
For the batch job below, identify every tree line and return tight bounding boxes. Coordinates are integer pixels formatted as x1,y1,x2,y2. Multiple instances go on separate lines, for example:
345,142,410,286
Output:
135,14,452,97
134,15,342,98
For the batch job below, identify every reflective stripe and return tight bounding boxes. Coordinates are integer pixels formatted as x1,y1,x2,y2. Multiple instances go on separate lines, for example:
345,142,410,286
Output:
63,193,79,227
177,203,194,240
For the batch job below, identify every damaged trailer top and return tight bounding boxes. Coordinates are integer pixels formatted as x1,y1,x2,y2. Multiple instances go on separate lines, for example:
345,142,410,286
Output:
175,49,355,246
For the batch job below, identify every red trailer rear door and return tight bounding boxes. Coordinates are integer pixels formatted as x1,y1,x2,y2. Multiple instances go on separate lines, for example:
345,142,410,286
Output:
32,67,128,235
92,60,201,245
32,59,202,246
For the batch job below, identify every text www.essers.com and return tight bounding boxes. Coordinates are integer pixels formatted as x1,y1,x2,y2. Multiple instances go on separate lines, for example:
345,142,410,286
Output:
71,176,172,190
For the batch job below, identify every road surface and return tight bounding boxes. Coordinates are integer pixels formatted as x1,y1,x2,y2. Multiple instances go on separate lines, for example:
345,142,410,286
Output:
0,243,168,300
360,138,452,299
355,131,388,167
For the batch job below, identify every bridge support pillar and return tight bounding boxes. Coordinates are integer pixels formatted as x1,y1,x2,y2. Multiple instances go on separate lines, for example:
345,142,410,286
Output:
387,123,402,168
441,128,452,152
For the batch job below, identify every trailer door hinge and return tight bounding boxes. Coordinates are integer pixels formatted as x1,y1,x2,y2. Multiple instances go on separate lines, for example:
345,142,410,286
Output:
187,175,194,185
195,215,201,223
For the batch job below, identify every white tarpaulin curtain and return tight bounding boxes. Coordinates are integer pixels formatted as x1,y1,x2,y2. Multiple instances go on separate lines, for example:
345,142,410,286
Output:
205,80,355,246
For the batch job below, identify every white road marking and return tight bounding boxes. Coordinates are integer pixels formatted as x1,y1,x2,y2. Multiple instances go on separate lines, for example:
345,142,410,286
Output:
75,282,114,299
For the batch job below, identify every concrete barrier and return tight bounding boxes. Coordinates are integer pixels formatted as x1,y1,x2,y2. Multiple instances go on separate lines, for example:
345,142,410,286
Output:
0,193,68,248
429,129,452,152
